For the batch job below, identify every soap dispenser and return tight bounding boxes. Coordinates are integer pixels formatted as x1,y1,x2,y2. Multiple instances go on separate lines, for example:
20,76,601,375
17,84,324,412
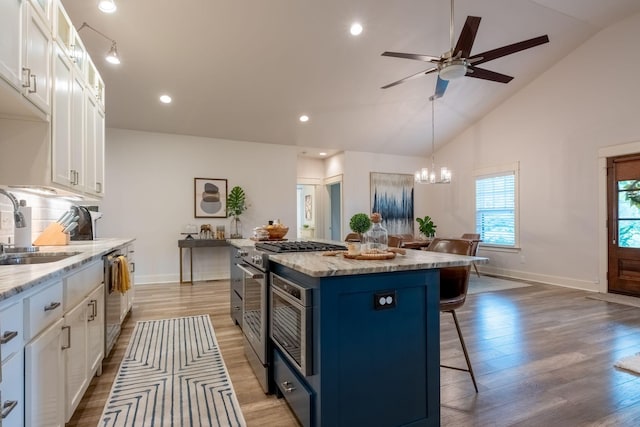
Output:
14,200,33,249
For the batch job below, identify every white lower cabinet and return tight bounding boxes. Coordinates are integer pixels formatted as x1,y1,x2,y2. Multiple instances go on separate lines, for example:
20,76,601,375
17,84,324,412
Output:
87,284,105,376
0,300,24,427
22,259,106,426
63,296,88,421
25,316,64,427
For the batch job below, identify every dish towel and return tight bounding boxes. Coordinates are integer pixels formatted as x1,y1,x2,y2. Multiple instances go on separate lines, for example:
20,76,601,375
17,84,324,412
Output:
116,255,131,294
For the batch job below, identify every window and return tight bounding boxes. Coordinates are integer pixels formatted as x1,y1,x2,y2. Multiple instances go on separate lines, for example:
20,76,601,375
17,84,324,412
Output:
475,163,519,247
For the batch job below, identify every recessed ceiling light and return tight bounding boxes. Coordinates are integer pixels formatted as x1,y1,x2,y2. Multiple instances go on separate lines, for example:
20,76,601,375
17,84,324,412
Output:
299,115,309,122
98,0,117,13
319,152,327,156
350,22,363,36
159,94,172,104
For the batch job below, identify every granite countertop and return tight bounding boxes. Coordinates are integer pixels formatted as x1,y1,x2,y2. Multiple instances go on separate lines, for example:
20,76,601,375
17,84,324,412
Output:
0,237,135,302
269,249,488,278
227,238,256,248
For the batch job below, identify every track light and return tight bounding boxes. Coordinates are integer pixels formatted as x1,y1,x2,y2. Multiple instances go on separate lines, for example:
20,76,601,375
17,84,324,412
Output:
98,0,116,13
105,41,120,64
77,22,121,65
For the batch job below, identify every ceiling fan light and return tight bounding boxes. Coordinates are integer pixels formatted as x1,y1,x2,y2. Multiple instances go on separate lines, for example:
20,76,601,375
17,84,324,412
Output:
105,42,120,64
98,0,116,13
439,62,467,81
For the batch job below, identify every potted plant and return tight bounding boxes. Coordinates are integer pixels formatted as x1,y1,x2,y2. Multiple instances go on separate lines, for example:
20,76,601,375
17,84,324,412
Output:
227,186,247,238
416,215,437,238
349,213,372,241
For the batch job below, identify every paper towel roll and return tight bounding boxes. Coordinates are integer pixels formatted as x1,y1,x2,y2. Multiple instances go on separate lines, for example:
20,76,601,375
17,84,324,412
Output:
14,204,32,248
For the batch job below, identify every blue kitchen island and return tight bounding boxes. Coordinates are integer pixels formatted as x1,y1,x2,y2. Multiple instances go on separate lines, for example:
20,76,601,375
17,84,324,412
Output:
268,249,486,427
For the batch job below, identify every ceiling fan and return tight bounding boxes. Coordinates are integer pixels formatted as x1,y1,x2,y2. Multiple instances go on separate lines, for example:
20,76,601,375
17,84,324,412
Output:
380,0,549,98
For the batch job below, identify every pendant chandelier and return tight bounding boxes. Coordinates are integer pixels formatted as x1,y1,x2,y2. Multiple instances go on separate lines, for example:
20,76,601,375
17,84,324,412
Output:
415,96,451,184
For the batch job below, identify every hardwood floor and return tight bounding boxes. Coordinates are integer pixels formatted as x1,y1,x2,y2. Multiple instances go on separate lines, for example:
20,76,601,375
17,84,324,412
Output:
67,279,640,426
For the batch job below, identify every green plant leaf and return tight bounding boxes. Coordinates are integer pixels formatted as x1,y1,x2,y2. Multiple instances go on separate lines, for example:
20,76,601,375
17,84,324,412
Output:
227,186,246,217
349,213,372,234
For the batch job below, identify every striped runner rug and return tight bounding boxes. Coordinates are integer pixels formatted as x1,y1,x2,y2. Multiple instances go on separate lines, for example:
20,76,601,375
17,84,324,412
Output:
99,315,246,427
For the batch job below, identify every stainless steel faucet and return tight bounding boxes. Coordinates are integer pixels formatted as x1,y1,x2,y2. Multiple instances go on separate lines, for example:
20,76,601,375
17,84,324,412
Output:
0,189,26,228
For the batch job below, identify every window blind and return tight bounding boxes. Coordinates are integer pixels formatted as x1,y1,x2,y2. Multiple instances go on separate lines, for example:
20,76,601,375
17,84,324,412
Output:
475,172,516,246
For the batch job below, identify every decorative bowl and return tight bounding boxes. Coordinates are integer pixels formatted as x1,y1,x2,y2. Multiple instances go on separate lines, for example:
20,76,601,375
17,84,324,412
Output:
267,226,289,239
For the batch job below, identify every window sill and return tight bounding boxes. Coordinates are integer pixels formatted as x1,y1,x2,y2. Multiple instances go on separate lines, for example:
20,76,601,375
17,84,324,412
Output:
478,245,521,253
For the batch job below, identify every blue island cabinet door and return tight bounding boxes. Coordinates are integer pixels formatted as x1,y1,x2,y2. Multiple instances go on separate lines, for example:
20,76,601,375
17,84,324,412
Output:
331,284,439,426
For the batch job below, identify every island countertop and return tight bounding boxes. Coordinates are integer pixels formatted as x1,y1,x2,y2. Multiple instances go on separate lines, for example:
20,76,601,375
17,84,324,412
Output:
269,249,488,277
0,237,135,302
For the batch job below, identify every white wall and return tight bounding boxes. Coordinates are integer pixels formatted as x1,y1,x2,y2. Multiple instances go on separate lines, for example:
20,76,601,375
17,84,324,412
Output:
425,13,640,291
101,128,298,284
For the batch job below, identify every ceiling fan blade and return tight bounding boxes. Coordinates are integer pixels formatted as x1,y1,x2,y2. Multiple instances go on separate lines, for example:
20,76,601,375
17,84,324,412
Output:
466,66,513,83
381,51,441,63
467,35,549,66
452,16,481,58
381,67,438,89
433,76,449,98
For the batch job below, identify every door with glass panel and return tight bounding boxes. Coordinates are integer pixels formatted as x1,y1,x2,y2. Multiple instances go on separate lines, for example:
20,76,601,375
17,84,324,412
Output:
608,155,640,296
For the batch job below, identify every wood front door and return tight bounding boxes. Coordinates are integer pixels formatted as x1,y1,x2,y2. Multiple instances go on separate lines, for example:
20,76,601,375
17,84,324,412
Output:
608,154,640,296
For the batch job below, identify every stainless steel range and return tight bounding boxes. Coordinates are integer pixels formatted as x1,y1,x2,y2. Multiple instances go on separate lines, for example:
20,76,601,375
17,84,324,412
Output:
238,241,346,393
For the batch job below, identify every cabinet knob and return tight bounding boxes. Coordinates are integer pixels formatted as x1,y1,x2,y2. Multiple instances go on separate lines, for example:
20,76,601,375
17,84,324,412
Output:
44,301,61,312
0,330,18,344
281,381,296,393
1,400,18,419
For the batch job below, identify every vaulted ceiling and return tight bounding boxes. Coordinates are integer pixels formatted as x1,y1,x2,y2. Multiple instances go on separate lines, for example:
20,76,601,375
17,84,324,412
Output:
61,0,640,158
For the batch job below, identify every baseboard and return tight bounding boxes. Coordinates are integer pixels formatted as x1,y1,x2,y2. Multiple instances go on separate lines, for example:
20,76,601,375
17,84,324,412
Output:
136,273,230,285
478,266,600,292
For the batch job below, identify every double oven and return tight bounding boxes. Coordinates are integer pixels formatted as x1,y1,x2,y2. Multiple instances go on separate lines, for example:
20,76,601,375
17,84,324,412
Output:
236,241,346,393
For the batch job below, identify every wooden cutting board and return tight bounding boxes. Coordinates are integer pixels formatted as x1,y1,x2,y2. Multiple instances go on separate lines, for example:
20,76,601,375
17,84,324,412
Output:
343,251,396,260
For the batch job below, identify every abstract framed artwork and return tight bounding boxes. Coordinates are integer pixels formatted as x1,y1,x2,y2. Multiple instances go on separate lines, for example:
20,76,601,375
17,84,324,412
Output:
370,172,414,235
305,194,313,220
194,178,227,218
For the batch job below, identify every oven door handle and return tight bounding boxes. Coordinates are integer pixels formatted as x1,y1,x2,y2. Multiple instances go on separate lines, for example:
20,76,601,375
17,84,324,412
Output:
236,263,264,279
271,283,303,306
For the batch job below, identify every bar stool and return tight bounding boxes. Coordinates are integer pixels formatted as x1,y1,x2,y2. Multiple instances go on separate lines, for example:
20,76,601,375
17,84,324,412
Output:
427,238,479,392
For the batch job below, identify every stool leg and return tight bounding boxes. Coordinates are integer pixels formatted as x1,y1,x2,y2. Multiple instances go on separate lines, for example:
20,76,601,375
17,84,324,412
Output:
473,262,480,277
451,310,478,393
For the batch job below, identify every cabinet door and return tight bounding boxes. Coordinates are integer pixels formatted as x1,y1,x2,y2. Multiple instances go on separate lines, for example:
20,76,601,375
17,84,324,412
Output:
23,3,51,114
25,317,64,427
84,93,98,195
0,0,24,90
51,42,72,187
63,298,88,422
0,351,25,427
87,284,104,376
69,68,84,189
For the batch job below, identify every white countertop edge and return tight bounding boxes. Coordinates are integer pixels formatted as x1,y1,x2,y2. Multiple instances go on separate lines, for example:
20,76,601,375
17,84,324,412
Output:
0,237,135,302
269,250,488,278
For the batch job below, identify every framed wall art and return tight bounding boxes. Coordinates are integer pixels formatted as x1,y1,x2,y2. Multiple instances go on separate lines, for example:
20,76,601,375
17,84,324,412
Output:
194,178,227,218
370,172,414,235
305,194,313,220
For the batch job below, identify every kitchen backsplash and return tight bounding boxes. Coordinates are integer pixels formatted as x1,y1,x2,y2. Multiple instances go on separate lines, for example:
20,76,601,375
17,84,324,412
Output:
0,190,74,245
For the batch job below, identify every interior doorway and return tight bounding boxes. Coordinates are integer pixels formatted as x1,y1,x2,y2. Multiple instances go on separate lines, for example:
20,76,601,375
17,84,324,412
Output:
324,175,343,242
607,154,640,297
296,184,318,239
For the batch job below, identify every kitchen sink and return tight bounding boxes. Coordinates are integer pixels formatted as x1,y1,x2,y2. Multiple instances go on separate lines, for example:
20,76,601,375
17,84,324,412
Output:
0,252,81,265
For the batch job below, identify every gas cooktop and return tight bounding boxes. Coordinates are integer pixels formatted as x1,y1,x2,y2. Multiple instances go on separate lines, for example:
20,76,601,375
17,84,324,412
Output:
254,241,347,253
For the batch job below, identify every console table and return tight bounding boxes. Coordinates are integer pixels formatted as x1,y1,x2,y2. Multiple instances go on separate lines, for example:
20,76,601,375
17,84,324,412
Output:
178,239,230,284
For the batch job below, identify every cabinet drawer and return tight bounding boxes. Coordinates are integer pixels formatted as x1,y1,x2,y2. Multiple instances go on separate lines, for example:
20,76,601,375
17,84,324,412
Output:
0,300,23,364
0,351,24,427
273,350,313,427
64,260,103,309
25,280,63,340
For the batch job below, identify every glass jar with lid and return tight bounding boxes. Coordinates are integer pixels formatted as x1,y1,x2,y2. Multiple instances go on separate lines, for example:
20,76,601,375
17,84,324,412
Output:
362,213,388,254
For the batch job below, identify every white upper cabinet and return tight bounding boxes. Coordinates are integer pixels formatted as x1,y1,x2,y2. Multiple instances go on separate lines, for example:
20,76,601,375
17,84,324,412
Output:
23,2,52,115
0,0,25,90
